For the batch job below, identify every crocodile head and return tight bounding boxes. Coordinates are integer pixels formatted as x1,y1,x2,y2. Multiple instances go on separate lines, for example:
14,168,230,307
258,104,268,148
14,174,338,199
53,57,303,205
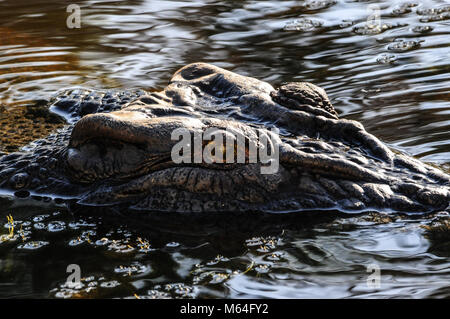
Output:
0,63,449,213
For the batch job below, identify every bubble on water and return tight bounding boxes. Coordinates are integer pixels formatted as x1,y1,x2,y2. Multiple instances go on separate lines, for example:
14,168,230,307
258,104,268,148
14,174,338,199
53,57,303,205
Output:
51,274,123,298
17,241,49,250
206,255,230,266
114,262,148,277
136,237,154,252
95,237,109,246
257,245,271,253
419,13,450,22
352,23,403,35
416,5,450,16
416,6,450,22
68,220,97,230
47,221,66,232
265,252,285,262
254,264,271,274
391,3,417,16
87,281,97,288
210,272,230,284
32,214,50,223
193,268,232,285
156,283,195,298
100,280,121,288
143,290,171,299
33,222,46,230
246,236,280,251
283,18,323,32
387,40,421,52
68,237,85,246
339,20,355,29
54,290,77,299
304,0,337,11
83,276,96,283
107,240,134,253
412,25,434,33
166,241,180,248
377,53,397,64
245,237,264,247
0,233,19,243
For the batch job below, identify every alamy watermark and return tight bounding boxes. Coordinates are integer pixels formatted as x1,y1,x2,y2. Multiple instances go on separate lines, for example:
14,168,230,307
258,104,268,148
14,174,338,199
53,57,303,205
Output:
367,4,381,30
171,127,280,175
66,4,81,29
66,264,81,288
366,263,381,289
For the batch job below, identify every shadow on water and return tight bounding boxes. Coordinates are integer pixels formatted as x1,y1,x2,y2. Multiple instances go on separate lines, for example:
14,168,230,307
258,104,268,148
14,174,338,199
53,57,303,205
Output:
1,195,449,298
70,204,344,250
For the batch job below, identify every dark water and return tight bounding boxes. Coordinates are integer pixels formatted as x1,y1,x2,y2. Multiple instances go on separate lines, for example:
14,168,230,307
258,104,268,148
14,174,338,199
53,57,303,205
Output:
0,0,449,298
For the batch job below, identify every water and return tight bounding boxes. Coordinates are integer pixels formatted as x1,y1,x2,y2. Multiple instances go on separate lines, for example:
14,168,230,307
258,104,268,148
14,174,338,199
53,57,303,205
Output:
0,0,449,298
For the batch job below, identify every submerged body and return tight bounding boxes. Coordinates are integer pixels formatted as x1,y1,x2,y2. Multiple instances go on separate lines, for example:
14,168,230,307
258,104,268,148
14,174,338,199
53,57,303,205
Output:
0,63,449,213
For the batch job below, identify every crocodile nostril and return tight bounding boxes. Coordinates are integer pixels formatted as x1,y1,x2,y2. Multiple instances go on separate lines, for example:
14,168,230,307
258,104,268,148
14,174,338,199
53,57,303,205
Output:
178,63,216,80
9,172,29,189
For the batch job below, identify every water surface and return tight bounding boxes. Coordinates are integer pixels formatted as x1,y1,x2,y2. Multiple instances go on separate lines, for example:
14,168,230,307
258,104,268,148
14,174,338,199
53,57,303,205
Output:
0,0,449,298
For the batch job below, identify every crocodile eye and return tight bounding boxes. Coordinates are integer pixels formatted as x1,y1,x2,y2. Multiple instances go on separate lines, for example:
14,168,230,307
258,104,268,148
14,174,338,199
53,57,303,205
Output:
201,136,248,164
202,139,227,164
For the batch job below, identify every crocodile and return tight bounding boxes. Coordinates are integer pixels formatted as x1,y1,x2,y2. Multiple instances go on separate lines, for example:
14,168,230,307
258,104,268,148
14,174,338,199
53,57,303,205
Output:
0,62,449,213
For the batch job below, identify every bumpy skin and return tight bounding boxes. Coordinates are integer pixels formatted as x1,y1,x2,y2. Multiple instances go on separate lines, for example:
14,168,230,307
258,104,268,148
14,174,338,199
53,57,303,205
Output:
0,63,449,213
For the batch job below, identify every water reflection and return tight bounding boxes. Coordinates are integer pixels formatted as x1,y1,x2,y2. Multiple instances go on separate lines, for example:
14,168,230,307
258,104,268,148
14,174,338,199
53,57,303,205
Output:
1,201,449,298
